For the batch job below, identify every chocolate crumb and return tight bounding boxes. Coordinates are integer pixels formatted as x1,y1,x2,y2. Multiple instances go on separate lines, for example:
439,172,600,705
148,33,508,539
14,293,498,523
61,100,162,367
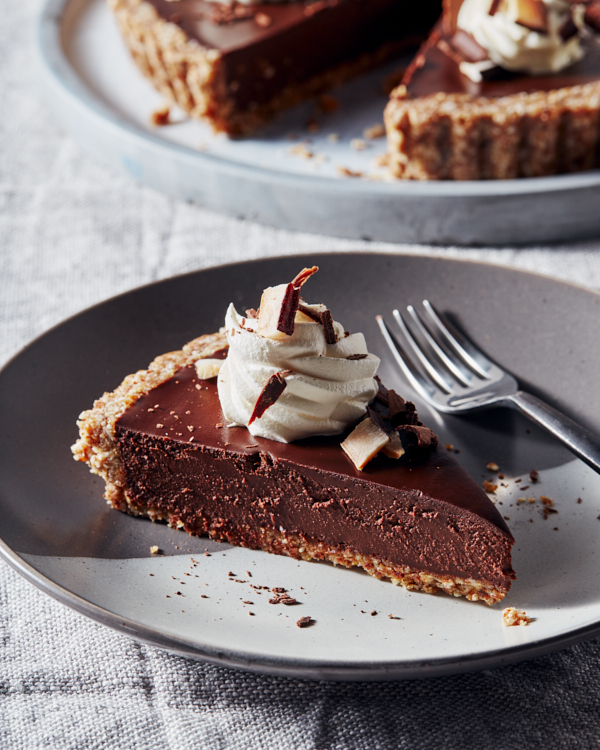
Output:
370,610,377,616
201,595,208,599
248,612,255,616
346,353,368,360
530,469,539,482
175,592,183,596
204,552,211,557
242,601,253,605
246,571,252,577
150,104,171,127
296,616,314,628
228,572,236,577
388,614,401,620
577,497,582,504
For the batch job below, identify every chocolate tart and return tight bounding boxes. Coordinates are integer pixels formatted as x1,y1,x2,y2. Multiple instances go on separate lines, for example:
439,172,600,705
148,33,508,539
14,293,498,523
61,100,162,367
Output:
385,13,600,179
72,331,516,605
107,0,441,135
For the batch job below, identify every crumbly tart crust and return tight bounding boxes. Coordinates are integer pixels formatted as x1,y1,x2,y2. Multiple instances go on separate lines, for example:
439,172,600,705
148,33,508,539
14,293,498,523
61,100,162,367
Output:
385,80,600,180
108,0,409,136
73,331,509,605
72,331,228,510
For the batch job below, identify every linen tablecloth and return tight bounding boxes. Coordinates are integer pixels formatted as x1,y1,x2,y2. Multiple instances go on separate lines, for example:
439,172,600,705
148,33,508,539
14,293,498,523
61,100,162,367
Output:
3,2,600,747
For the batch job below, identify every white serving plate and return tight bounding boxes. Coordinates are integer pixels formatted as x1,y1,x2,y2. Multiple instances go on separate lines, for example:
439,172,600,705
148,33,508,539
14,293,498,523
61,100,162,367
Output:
2,254,600,680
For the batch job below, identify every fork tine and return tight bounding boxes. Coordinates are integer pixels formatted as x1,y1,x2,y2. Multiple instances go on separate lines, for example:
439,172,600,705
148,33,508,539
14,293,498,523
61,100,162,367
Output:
385,312,454,393
421,300,491,379
375,316,446,400
404,305,472,387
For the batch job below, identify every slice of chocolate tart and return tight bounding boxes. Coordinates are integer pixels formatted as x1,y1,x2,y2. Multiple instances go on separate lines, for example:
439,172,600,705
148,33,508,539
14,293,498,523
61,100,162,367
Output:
107,0,441,135
73,329,515,605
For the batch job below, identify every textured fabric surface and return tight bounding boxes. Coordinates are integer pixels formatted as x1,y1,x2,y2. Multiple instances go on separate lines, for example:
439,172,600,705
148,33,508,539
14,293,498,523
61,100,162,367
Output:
3,1,600,748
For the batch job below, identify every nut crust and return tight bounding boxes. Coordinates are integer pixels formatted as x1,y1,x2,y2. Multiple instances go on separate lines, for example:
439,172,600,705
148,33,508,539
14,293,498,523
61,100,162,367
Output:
72,331,227,510
385,81,600,180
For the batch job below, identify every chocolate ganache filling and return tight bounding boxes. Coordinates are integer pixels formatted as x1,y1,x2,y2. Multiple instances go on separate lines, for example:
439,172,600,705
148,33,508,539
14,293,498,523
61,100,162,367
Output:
146,0,441,109
115,362,515,589
404,21,600,98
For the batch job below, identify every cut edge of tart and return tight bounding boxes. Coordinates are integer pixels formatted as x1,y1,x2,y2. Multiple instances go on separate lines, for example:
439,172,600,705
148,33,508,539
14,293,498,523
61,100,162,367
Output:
73,331,516,606
108,0,436,136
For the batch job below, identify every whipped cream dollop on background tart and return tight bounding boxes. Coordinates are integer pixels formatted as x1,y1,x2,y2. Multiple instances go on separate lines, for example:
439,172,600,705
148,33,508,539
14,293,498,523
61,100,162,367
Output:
73,267,516,605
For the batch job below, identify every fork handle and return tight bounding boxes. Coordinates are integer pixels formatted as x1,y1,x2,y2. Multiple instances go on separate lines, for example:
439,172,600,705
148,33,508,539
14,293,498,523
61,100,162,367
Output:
507,391,600,474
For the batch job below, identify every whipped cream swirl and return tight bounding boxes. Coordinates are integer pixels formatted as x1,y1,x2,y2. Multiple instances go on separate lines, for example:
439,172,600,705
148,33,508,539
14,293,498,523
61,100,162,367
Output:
457,0,585,75
217,303,380,443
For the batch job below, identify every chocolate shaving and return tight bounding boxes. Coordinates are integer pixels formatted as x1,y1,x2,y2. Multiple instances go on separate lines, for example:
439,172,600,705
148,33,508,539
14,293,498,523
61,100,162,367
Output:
248,372,288,425
297,303,337,343
346,354,368,360
291,266,319,289
245,308,258,319
257,283,300,338
321,309,337,344
257,267,319,339
297,303,323,323
488,0,502,15
296,616,314,628
395,424,438,450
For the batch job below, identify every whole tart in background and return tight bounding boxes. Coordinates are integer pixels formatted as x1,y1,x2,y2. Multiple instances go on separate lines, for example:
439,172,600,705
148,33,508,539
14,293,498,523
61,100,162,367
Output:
384,0,600,179
108,0,441,135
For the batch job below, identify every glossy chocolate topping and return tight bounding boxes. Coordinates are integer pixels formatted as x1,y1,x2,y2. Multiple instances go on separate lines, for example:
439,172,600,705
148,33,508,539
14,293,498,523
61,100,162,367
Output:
404,25,600,98
147,0,441,108
116,364,515,587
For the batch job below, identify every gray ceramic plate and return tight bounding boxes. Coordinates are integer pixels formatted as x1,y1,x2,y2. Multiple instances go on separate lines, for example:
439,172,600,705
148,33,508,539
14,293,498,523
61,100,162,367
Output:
2,253,600,681
37,0,600,246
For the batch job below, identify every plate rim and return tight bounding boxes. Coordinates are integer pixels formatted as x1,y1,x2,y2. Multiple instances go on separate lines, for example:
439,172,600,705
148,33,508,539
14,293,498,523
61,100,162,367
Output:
3,251,600,681
37,0,600,202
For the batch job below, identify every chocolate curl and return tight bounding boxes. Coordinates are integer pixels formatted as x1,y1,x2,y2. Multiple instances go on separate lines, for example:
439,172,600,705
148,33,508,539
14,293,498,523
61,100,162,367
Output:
256,283,300,339
320,309,337,344
297,302,337,344
291,266,319,289
297,303,322,323
248,372,288,425
257,267,319,340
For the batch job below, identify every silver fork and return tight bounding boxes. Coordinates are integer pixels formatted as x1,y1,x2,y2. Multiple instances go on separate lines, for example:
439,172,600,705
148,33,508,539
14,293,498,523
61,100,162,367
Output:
376,300,600,474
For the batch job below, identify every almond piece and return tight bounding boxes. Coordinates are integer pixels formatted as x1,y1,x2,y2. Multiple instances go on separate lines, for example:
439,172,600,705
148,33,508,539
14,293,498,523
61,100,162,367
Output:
381,430,406,459
195,358,224,380
341,418,390,470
